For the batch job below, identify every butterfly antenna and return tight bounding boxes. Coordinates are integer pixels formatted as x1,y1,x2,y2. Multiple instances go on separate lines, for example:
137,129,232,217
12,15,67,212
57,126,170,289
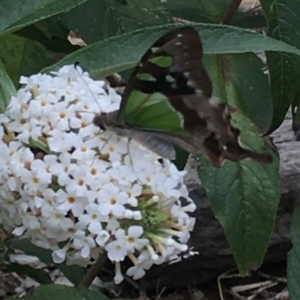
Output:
127,138,136,171
74,63,104,112
74,63,114,165
126,138,145,185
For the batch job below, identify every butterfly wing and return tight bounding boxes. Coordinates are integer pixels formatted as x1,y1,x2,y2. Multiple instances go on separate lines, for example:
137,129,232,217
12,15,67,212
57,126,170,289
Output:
113,26,272,165
117,26,211,137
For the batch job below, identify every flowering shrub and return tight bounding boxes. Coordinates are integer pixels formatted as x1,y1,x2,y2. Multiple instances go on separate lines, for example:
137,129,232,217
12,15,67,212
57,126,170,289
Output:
0,65,196,283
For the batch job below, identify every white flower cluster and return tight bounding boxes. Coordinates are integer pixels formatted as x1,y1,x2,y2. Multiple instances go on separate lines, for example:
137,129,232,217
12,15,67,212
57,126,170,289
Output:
0,65,196,283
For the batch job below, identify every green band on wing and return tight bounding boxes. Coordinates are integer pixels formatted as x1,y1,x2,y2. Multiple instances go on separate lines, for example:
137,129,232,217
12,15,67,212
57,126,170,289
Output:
138,73,157,82
151,47,160,53
121,90,189,136
150,56,173,68
165,75,175,83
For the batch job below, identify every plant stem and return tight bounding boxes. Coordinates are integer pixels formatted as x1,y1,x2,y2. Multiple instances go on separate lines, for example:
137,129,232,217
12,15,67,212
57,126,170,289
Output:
221,0,243,24
79,254,107,287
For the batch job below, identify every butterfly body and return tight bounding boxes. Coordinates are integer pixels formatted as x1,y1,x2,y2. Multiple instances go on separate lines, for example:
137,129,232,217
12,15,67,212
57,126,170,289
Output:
94,26,273,166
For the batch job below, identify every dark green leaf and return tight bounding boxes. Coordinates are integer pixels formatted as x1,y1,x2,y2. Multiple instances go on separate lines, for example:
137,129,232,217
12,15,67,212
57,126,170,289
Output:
163,0,229,23
0,0,87,36
7,263,52,284
112,0,172,33
0,34,51,86
25,284,110,300
42,24,300,79
15,19,80,54
58,264,85,286
287,207,300,300
261,0,300,133
198,48,279,273
174,147,189,170
55,0,121,43
12,239,85,286
12,238,53,265
231,12,266,29
198,110,280,275
28,138,51,154
57,0,171,44
0,59,16,112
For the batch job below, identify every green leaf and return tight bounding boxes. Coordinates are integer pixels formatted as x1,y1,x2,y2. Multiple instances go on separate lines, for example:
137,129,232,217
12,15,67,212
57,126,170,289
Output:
164,0,266,29
0,0,87,36
174,147,189,170
7,263,52,284
287,208,300,300
203,53,272,132
163,0,229,23
261,0,300,133
198,111,280,275
58,264,85,286
57,0,171,44
0,34,51,86
12,239,85,286
12,238,53,265
15,19,80,54
25,284,110,300
231,12,266,29
0,59,16,112
55,0,121,43
112,0,172,33
28,138,51,154
198,49,279,272
42,24,300,79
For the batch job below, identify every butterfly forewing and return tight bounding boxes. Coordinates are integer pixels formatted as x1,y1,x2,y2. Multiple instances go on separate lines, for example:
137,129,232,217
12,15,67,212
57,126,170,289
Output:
118,27,211,136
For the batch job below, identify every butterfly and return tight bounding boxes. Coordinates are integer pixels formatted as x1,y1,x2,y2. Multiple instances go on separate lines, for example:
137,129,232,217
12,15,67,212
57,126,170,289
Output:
93,26,273,167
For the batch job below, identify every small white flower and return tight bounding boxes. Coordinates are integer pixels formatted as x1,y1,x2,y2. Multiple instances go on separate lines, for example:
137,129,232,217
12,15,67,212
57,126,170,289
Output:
47,130,81,152
125,226,149,252
43,211,74,234
71,139,96,162
52,247,68,264
84,160,110,187
9,117,41,143
107,162,137,186
106,215,120,233
105,239,127,262
56,186,87,217
27,93,58,118
72,230,96,259
126,251,153,280
78,203,106,234
67,167,90,197
95,230,110,247
10,146,34,177
114,262,124,284
49,152,76,185
121,183,142,207
100,136,128,162
97,183,128,217
48,101,74,131
39,188,57,214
